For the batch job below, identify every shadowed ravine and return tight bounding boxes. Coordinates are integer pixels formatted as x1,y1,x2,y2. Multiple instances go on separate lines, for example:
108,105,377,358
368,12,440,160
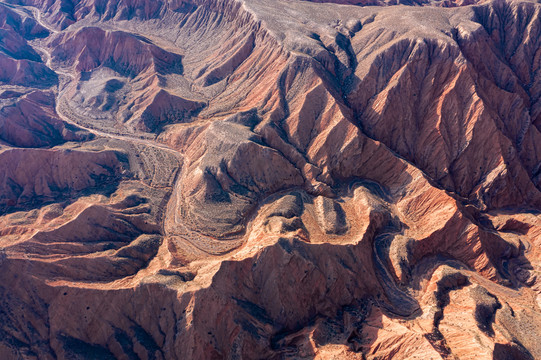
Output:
1,0,541,358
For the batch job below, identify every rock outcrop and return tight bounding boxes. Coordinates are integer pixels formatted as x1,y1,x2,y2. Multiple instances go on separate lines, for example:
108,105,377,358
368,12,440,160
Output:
1,0,541,359
0,90,91,147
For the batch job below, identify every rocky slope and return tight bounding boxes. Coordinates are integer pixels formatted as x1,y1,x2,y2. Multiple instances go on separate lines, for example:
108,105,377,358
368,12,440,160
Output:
1,0,541,358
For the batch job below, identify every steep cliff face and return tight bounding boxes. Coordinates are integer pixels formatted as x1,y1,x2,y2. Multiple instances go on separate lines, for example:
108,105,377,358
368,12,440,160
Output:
0,90,91,147
1,0,541,359
344,1,541,211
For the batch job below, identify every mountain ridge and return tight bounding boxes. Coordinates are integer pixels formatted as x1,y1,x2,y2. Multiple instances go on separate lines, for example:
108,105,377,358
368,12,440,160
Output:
1,0,541,358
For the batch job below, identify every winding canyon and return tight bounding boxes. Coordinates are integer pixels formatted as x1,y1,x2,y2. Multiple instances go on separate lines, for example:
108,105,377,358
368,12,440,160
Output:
1,0,541,358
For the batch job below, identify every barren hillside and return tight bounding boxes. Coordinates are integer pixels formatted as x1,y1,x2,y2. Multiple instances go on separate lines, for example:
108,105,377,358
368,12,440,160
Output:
1,0,541,358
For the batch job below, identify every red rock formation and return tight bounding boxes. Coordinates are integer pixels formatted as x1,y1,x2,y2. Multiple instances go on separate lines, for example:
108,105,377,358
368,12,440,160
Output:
49,27,183,76
48,26,205,132
0,148,124,212
0,2,48,39
302,0,489,6
0,53,57,87
0,90,91,147
1,0,541,359
0,6,55,87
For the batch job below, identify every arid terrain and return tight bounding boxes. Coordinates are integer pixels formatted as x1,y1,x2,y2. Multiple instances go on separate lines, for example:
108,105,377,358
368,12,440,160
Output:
1,0,541,358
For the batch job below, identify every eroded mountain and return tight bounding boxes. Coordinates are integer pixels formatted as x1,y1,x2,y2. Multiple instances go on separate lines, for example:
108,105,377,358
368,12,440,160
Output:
1,0,541,358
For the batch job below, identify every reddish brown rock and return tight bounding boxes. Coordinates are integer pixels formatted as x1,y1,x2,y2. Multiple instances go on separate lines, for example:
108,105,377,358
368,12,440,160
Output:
0,147,124,211
0,90,91,147
1,0,541,359
0,3,48,39
0,53,57,87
